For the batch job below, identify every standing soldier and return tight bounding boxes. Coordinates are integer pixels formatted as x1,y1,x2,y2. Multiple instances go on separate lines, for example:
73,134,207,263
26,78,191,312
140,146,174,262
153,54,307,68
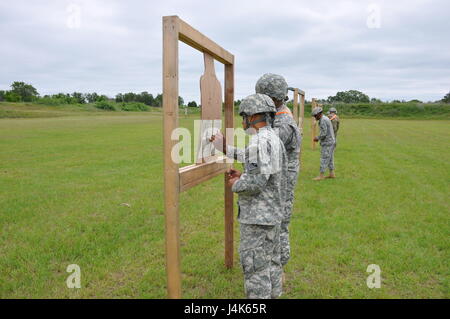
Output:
312,107,336,180
211,93,288,299
327,107,340,145
255,73,301,275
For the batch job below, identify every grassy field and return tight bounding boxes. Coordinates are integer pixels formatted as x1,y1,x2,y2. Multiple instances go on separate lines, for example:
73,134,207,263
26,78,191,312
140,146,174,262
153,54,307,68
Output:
0,108,449,298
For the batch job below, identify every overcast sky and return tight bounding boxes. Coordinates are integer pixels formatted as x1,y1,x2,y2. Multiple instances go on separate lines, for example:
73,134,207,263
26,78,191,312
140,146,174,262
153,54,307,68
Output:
1,0,449,102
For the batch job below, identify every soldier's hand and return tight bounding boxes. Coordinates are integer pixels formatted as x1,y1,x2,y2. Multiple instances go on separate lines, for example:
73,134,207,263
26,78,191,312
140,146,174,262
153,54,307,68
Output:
226,168,241,179
227,176,239,187
210,131,226,153
313,137,319,142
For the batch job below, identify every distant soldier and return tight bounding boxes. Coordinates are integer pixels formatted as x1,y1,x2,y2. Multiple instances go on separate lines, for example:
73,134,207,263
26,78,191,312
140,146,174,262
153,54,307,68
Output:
327,107,340,144
211,93,288,299
312,107,336,180
255,73,301,273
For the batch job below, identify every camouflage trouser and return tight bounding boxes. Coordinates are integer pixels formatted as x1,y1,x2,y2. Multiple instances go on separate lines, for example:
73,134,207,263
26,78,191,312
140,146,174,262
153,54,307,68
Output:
281,168,299,266
239,223,282,299
320,143,335,173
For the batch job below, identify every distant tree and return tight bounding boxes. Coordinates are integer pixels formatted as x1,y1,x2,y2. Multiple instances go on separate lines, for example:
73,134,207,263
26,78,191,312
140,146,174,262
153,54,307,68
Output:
10,81,39,102
442,91,450,103
85,92,100,103
115,93,124,103
0,90,5,102
391,100,402,103
123,92,137,103
154,94,163,107
235,99,241,106
327,90,370,103
4,91,21,102
370,98,382,103
71,92,86,104
187,101,198,107
408,99,422,103
97,95,109,102
138,91,154,106
178,96,184,107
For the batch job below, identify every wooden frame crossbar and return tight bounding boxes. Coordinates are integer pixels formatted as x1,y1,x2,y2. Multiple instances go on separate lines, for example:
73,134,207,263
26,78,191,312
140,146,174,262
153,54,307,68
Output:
163,16,235,299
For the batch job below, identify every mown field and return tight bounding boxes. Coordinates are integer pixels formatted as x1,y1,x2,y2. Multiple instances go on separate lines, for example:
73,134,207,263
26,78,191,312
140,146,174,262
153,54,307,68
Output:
0,106,449,298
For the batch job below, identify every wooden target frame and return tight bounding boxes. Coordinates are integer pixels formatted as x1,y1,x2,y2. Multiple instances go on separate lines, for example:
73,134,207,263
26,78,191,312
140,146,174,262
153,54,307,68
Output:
290,88,305,134
162,16,235,299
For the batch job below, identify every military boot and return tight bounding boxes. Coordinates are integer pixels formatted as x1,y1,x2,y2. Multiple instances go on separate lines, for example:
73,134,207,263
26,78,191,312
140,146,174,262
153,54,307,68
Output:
313,173,325,181
326,170,336,179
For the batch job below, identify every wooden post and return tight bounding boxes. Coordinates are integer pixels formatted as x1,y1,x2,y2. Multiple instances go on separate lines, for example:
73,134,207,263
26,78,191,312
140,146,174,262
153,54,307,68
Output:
163,16,181,299
299,91,305,135
293,88,299,126
224,64,234,269
311,98,317,150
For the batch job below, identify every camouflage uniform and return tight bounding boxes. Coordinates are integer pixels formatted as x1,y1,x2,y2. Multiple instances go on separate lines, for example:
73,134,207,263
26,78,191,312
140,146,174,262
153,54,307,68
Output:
255,74,301,266
330,114,340,138
227,94,288,299
317,115,336,173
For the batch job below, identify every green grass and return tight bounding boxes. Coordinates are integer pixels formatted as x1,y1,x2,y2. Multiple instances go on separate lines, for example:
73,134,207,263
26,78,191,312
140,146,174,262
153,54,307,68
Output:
0,102,164,119
0,110,448,298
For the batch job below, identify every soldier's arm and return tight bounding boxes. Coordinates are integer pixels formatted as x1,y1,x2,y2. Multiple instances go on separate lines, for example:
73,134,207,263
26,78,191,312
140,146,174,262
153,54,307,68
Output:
226,145,245,163
231,172,270,195
318,120,328,141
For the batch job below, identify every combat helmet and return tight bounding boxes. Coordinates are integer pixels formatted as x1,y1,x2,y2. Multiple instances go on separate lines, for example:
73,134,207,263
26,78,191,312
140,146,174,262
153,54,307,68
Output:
239,93,276,116
329,107,337,114
255,73,288,101
311,107,323,116
239,93,276,128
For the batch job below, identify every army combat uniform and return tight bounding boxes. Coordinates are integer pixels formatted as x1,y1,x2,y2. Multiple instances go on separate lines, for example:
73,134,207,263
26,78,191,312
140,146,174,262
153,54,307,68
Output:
317,115,336,173
272,104,301,266
227,94,288,299
255,73,301,267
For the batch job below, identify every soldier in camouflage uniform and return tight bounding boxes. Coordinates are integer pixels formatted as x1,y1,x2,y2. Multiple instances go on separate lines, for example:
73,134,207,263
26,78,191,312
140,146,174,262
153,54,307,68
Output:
327,107,340,145
211,93,288,299
313,107,336,180
255,73,301,270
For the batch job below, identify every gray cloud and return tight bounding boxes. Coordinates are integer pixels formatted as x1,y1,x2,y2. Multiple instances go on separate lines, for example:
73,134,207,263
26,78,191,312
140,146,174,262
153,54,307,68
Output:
0,0,449,102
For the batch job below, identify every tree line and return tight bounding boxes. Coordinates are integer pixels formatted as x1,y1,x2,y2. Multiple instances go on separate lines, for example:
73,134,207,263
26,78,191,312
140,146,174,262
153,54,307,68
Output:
0,82,198,107
1,82,449,105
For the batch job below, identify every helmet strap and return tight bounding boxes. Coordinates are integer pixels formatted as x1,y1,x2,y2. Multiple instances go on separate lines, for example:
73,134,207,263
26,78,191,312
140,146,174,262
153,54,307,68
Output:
248,117,267,126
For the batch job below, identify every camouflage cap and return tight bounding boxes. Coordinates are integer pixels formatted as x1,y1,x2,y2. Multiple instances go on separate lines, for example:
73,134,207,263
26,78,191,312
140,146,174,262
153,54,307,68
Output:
255,73,288,101
239,93,277,116
311,107,323,116
329,107,337,114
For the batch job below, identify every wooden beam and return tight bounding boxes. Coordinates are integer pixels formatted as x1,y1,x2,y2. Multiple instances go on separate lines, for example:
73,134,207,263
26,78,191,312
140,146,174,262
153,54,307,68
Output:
311,98,317,151
299,91,305,134
162,16,181,299
224,63,234,269
174,17,234,65
179,158,230,192
293,88,299,126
